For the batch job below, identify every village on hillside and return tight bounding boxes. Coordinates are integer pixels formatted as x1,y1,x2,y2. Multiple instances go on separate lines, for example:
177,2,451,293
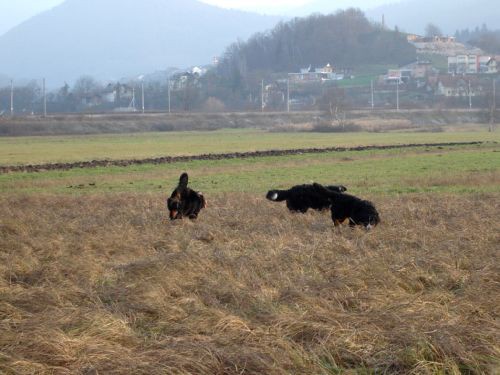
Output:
1,32,499,114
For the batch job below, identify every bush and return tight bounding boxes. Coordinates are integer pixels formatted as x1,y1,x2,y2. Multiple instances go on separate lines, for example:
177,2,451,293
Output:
310,121,362,133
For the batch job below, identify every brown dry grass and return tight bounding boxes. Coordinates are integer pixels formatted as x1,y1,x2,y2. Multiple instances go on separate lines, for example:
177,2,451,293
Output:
1,193,499,374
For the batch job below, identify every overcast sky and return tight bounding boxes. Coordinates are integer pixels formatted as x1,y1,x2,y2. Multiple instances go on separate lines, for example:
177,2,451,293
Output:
0,0,391,36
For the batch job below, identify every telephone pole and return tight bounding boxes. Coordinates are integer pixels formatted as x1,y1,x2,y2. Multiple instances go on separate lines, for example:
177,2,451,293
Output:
261,79,264,112
141,81,145,114
396,80,399,112
167,79,171,114
130,87,136,111
287,78,290,113
10,80,14,117
469,80,472,110
491,78,496,132
42,78,47,117
371,79,374,109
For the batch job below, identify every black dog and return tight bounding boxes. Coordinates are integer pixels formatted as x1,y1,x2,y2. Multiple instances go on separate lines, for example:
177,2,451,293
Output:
266,184,347,213
312,183,380,229
167,173,206,220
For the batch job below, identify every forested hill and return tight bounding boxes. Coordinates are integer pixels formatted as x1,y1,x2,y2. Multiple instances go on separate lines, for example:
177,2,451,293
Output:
216,9,416,79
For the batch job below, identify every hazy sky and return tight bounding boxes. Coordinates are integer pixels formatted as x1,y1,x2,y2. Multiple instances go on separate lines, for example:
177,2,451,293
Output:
0,0,390,35
201,0,390,13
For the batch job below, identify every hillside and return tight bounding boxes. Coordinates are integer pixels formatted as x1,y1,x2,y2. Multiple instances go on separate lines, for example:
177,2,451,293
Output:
0,0,63,36
366,0,500,35
0,0,281,85
216,9,416,84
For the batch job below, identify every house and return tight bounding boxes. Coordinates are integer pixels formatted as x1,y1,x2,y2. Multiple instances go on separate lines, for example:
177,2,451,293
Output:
288,64,344,82
409,35,456,43
436,76,484,97
102,83,134,103
449,55,475,74
385,69,411,84
404,60,436,79
383,60,437,84
486,57,498,74
448,54,499,74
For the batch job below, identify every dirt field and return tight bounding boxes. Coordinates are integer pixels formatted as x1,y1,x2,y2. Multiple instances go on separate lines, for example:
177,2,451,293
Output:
0,193,499,374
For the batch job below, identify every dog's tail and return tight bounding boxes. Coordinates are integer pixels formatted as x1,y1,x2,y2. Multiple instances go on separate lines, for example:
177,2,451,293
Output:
266,189,289,202
179,173,189,188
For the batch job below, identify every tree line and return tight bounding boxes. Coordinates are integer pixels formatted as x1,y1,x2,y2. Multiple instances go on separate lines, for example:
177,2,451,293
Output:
455,24,500,54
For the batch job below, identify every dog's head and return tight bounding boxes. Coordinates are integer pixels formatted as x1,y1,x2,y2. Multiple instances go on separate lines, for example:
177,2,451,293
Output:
326,185,347,193
312,182,340,200
167,173,189,220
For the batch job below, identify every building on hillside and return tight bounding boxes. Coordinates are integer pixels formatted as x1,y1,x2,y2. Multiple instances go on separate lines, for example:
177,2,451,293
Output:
486,57,498,74
406,34,422,42
403,60,437,79
288,64,344,82
436,75,484,97
385,69,411,84
383,60,436,84
448,54,499,74
408,35,456,43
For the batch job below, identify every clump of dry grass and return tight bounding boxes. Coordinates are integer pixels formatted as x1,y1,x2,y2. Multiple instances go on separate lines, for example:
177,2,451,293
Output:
0,193,499,374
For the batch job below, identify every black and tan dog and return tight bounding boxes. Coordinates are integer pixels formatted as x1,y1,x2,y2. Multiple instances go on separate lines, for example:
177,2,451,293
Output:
312,183,380,229
167,173,206,220
266,183,347,213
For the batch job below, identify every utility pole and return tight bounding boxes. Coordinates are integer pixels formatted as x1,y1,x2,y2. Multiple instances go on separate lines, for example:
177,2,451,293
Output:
141,81,145,114
371,79,374,109
491,78,496,132
469,80,472,110
42,78,47,117
10,80,14,117
261,79,264,112
131,87,136,111
167,79,171,114
396,80,399,112
493,78,496,111
287,78,290,113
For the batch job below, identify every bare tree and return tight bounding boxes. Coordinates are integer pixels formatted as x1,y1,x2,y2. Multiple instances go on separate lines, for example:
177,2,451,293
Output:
425,23,443,37
72,76,101,101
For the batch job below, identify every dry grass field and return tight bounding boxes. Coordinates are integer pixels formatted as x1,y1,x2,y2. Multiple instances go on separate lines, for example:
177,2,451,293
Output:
0,193,499,374
0,130,499,374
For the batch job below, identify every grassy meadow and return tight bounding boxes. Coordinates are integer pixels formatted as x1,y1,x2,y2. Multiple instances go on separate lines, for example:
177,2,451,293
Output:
0,129,499,374
0,128,498,165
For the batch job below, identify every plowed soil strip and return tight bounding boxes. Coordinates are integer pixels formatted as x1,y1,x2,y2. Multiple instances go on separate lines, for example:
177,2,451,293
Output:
0,142,486,174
